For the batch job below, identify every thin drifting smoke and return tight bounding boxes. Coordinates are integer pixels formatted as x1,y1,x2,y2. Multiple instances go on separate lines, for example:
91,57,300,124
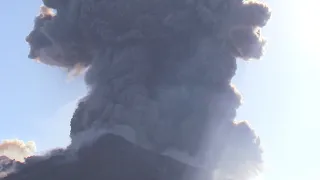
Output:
5,0,272,179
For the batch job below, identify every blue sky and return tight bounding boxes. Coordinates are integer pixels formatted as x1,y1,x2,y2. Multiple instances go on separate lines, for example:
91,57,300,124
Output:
0,0,319,180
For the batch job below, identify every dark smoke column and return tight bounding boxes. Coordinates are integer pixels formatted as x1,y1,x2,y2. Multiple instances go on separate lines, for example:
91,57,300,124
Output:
9,0,271,179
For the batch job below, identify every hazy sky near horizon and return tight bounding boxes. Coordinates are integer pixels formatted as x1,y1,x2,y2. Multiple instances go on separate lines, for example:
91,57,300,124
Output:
0,0,319,180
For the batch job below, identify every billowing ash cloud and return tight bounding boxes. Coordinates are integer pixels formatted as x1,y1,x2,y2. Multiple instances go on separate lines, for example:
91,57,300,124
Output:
0,140,35,178
4,0,271,179
0,139,36,162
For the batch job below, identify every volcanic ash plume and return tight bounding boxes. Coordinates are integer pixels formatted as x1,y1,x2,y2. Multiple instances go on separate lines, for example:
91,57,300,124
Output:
0,139,36,162
0,139,35,178
9,0,272,179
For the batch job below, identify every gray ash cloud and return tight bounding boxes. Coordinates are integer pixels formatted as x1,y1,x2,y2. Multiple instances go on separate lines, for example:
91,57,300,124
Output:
2,0,271,179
